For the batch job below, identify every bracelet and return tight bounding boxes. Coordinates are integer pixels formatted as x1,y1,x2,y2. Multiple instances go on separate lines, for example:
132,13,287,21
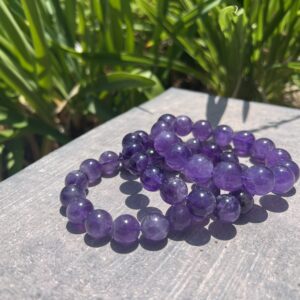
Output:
59,114,299,246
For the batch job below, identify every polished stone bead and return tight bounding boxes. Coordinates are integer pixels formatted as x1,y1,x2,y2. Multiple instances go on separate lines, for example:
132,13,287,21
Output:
134,130,151,147
140,166,164,191
160,176,188,205
230,190,254,214
187,187,216,218
174,115,193,136
99,151,120,176
122,132,143,148
154,131,178,156
80,159,102,185
279,160,299,182
65,170,89,190
185,138,202,154
201,141,222,162
184,154,213,184
192,120,213,141
218,151,239,163
150,121,171,139
213,125,234,147
242,165,274,195
127,152,149,175
60,185,86,207
233,131,255,156
214,194,241,223
85,209,113,239
265,148,292,167
146,148,163,166
141,213,170,241
271,165,295,195
213,162,242,191
250,138,275,162
122,142,145,159
66,198,93,224
166,204,193,232
113,214,140,244
192,180,220,196
158,113,176,127
165,143,192,171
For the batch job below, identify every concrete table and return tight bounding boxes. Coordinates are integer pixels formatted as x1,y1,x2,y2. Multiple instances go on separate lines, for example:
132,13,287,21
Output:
1,88,300,300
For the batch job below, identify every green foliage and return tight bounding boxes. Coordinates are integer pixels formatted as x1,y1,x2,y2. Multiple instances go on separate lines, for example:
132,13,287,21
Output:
0,0,299,179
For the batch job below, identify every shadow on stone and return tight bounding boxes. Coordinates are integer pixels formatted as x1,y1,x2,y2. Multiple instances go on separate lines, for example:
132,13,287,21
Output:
139,236,168,251
60,206,66,217
120,169,138,181
208,221,237,240
185,226,211,246
206,95,228,127
84,234,111,248
66,222,86,234
259,195,289,213
110,239,139,254
235,204,268,225
280,187,296,198
137,207,163,221
120,181,142,195
125,194,150,210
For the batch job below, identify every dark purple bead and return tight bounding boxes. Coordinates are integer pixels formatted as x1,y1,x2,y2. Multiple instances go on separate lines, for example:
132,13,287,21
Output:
160,176,188,205
141,213,170,241
218,151,239,163
154,131,178,156
113,214,140,244
60,185,86,207
122,142,145,159
122,132,143,147
192,180,220,196
80,159,102,185
213,125,233,147
146,148,163,166
265,148,292,167
187,187,216,218
213,162,242,191
192,120,213,141
166,204,193,232
201,141,222,162
158,114,176,127
127,152,149,175
150,121,171,139
240,163,248,172
184,154,213,184
141,166,164,191
174,115,193,136
65,170,89,190
66,198,93,224
279,160,299,182
242,165,274,195
271,165,295,195
230,190,254,214
134,130,151,147
85,209,113,239
233,131,255,157
165,143,192,171
99,151,120,176
250,138,275,163
214,194,241,223
185,138,202,154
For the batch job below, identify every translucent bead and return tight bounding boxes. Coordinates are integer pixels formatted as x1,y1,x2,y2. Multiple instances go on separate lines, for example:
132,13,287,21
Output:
242,165,274,195
113,214,140,245
165,143,192,171
66,198,93,224
122,132,143,147
65,170,89,190
122,142,145,159
146,148,163,166
192,180,220,196
201,141,222,162
99,151,120,177
134,130,151,147
218,151,239,163
160,176,188,205
232,131,255,157
174,115,193,136
279,160,299,182
213,161,242,192
150,121,171,139
271,166,295,195
214,194,241,223
60,185,86,207
141,213,170,241
85,209,113,239
127,152,149,175
192,120,213,141
166,204,193,232
154,131,178,156
213,125,233,147
250,138,275,163
140,166,164,191
230,190,254,214
158,114,176,127
80,159,102,185
265,148,291,167
185,138,202,154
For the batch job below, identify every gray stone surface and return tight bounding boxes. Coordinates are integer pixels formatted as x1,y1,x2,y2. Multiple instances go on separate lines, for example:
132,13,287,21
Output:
0,88,300,300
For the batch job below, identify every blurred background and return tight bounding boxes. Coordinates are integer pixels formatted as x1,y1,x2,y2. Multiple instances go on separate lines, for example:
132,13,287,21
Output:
0,0,299,180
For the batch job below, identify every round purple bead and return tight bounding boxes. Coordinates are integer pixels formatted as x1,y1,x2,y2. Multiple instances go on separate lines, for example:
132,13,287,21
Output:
65,170,89,190
265,148,291,167
218,151,239,163
213,125,234,147
60,185,86,207
80,159,102,185
154,131,178,156
201,141,222,162
66,198,93,224
214,194,241,223
174,115,193,136
187,187,216,218
233,131,255,157
140,166,164,191
122,142,145,159
192,120,213,141
271,165,295,195
230,190,254,214
113,214,140,245
166,204,193,232
150,121,171,139
250,138,275,163
122,132,143,147
192,180,220,196
127,152,149,175
185,138,202,154
141,213,170,241
242,165,274,195
134,130,151,147
146,148,163,166
279,160,299,182
158,114,176,126
213,161,242,192
160,176,188,205
99,151,120,176
85,209,113,239
165,143,191,171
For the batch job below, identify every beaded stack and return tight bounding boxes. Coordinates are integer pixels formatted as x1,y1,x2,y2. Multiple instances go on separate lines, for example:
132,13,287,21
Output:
60,114,299,246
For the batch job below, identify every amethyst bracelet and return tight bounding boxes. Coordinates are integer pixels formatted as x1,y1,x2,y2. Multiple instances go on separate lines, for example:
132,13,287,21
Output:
60,114,299,246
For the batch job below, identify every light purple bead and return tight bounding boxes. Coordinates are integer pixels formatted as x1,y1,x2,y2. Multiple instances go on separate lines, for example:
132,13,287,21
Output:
60,185,86,207
201,141,222,162
213,162,242,191
166,204,193,232
85,209,113,239
271,165,295,195
233,131,255,157
265,148,291,167
127,152,149,175
154,131,178,156
230,190,254,214
65,170,89,190
113,214,140,244
187,187,216,217
213,125,233,147
122,142,145,159
160,176,188,205
279,160,299,182
242,165,274,195
141,213,170,241
66,198,93,224
141,166,164,191
192,120,213,141
99,151,120,176
134,130,151,147
150,121,171,139
184,154,213,184
214,194,241,223
174,115,193,136
250,138,275,162
185,138,202,154
165,143,192,171
158,114,176,126
80,159,102,185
